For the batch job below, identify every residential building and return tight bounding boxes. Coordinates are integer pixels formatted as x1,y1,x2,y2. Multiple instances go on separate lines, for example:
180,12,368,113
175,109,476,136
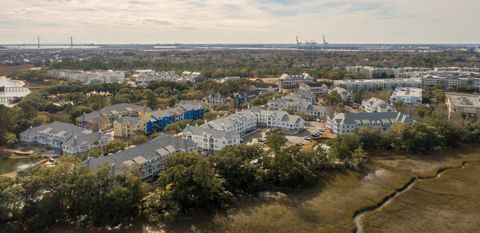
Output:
48,69,126,84
86,136,195,179
329,87,352,103
362,97,395,113
345,66,400,79
249,107,305,134
134,70,201,86
445,93,480,120
298,83,328,96
421,75,480,91
144,100,206,134
249,82,279,94
279,73,314,89
182,125,241,154
203,110,257,135
327,112,415,135
76,104,152,131
334,78,422,91
267,97,332,120
204,93,229,106
113,116,144,138
20,121,110,155
390,87,423,104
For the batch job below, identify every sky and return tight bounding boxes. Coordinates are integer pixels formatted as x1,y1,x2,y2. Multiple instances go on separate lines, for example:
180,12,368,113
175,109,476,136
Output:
1,0,479,44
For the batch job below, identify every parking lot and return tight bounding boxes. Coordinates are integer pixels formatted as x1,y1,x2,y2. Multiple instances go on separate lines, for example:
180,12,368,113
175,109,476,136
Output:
241,120,332,148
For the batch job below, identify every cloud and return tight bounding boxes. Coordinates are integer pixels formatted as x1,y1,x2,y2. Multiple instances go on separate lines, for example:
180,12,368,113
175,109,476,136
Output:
1,0,479,43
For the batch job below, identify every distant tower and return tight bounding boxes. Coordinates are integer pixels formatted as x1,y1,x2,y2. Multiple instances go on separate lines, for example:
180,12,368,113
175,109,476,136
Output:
70,36,73,49
323,35,329,48
37,36,40,48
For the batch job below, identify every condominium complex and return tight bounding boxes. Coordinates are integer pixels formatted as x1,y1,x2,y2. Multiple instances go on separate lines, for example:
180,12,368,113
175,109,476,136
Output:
48,69,126,84
329,87,352,103
86,136,195,179
362,97,395,113
113,101,206,138
345,66,400,79
20,121,110,155
445,93,480,120
268,97,332,120
421,75,480,91
134,70,201,85
77,104,152,131
327,112,415,135
334,78,421,91
298,83,328,96
182,125,241,154
279,73,315,89
390,87,423,104
182,107,304,153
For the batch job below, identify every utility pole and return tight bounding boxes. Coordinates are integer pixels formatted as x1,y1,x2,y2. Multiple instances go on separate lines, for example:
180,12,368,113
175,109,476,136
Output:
37,36,40,48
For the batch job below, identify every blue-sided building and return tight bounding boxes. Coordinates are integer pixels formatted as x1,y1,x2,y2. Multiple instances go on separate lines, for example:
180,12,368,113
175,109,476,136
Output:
145,100,206,135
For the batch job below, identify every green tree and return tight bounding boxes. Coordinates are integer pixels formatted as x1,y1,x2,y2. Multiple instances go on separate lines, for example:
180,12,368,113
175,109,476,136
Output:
145,152,233,215
210,144,266,193
323,91,343,106
265,129,287,155
5,132,18,149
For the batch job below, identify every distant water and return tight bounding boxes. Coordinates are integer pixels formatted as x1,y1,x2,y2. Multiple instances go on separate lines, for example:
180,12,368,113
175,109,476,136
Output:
0,76,31,107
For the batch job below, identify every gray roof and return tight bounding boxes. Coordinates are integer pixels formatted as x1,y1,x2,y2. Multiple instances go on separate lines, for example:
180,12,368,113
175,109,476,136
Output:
330,112,414,125
21,121,108,147
183,125,240,139
116,116,141,124
78,104,152,122
86,135,194,175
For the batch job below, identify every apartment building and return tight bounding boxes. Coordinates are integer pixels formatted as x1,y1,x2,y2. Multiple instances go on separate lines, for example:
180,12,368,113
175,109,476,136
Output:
113,116,144,138
86,136,195,179
345,66,400,79
249,107,305,134
48,69,126,84
134,70,202,86
279,73,315,89
267,97,332,120
362,97,395,113
77,104,152,131
182,125,241,154
334,78,422,91
204,110,257,135
327,112,415,135
329,87,352,103
144,101,206,134
390,87,423,104
20,121,110,155
421,75,480,91
298,83,328,96
445,93,480,120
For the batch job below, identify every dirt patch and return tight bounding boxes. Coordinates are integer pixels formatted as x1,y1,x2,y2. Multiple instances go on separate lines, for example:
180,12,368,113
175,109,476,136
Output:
0,65,34,76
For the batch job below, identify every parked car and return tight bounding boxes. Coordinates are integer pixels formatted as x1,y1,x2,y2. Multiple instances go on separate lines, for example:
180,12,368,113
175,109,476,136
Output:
304,136,312,141
295,142,304,146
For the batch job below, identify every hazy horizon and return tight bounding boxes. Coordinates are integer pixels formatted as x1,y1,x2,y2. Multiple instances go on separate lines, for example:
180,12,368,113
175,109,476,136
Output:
1,0,480,44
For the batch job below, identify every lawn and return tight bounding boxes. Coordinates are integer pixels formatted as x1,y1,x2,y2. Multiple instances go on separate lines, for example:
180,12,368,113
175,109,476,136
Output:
0,157,34,175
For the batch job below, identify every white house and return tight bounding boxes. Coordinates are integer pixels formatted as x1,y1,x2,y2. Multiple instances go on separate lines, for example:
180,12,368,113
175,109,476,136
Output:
182,125,241,154
327,112,415,135
390,87,423,104
279,73,314,89
329,87,352,103
86,136,195,179
20,121,111,155
362,97,395,113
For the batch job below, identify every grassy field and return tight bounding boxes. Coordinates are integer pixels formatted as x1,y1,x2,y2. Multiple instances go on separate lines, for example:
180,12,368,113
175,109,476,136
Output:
46,145,480,233
0,157,34,175
362,149,480,233
0,65,34,76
